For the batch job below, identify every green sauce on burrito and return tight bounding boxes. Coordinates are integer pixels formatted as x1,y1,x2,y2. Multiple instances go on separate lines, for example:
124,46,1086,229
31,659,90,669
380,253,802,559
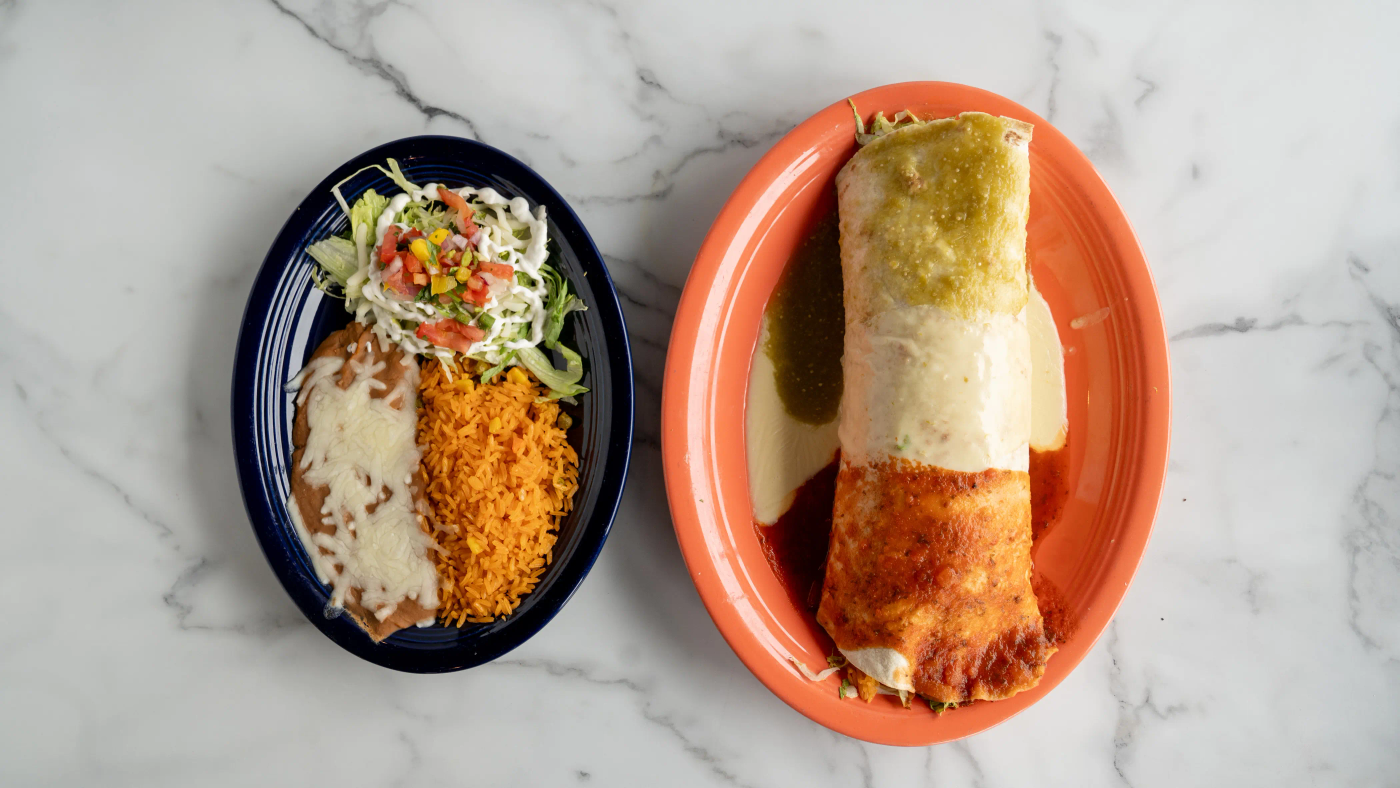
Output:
846,113,1030,318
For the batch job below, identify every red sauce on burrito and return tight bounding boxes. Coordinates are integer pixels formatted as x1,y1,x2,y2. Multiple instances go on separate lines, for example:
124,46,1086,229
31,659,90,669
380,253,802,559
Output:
758,444,1077,674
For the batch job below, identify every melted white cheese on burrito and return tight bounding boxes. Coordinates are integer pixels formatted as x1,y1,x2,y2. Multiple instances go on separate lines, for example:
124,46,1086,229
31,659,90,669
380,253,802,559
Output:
838,303,1031,473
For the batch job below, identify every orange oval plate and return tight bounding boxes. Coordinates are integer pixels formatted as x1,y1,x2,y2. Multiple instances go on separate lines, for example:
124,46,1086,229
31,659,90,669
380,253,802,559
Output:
661,82,1170,746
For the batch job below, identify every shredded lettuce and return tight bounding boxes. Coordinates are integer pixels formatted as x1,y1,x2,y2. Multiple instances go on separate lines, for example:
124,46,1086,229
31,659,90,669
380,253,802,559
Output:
397,200,449,234
517,345,587,399
850,99,926,146
381,158,418,194
329,159,419,220
480,350,517,384
789,657,841,682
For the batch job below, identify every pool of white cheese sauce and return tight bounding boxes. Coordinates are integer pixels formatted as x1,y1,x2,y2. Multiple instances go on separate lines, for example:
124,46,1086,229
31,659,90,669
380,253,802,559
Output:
747,283,1066,524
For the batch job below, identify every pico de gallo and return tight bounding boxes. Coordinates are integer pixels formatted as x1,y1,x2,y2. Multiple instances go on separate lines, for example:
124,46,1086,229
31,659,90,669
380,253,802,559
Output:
305,158,587,398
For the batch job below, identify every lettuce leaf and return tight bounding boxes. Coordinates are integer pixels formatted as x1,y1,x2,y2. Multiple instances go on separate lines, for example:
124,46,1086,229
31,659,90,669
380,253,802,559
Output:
481,351,517,384
539,263,584,349
346,189,388,292
349,189,389,238
307,236,358,295
517,344,588,398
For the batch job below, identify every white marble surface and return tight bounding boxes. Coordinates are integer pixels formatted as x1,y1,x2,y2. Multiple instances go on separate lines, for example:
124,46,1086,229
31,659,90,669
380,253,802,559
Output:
3,0,1399,784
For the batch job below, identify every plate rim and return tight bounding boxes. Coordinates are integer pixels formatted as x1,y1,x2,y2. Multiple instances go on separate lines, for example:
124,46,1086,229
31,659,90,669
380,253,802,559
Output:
661,82,1171,743
231,134,634,673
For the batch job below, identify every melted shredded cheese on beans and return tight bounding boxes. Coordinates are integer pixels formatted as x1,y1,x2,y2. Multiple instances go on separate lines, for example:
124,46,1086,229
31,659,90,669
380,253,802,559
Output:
287,351,439,622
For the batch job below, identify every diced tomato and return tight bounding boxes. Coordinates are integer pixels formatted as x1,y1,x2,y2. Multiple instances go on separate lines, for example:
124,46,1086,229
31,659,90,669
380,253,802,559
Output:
437,187,476,234
416,322,469,353
382,267,420,299
401,228,423,240
412,272,429,286
401,252,423,276
478,260,514,280
460,284,489,306
416,319,485,353
378,226,401,264
444,319,486,342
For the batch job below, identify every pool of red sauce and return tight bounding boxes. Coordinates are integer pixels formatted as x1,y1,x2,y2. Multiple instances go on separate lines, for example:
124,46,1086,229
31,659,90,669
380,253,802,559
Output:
1030,444,1070,541
755,443,1077,654
756,456,840,646
1029,443,1077,645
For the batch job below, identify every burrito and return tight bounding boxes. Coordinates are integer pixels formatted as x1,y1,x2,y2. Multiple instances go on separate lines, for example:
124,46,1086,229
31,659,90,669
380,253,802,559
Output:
816,112,1055,704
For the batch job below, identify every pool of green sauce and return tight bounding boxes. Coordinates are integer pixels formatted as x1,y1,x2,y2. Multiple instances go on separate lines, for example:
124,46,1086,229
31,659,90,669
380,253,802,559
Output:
764,210,845,425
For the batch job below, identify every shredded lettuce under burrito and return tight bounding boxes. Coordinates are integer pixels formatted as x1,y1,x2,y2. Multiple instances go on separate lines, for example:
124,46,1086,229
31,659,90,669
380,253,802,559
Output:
849,100,928,146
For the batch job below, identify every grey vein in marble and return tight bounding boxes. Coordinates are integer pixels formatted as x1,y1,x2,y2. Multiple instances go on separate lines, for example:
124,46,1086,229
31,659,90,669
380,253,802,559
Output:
495,658,757,788
266,0,483,138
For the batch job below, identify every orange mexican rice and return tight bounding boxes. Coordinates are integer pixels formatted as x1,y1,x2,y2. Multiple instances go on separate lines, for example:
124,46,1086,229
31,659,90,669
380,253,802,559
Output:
416,360,580,625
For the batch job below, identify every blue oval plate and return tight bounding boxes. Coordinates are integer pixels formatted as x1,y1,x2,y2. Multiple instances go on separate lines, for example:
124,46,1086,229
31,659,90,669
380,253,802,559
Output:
232,136,633,672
